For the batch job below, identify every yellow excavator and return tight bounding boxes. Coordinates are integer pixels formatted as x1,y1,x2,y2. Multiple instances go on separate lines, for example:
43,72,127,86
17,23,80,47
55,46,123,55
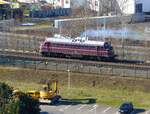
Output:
13,80,61,105
27,80,61,105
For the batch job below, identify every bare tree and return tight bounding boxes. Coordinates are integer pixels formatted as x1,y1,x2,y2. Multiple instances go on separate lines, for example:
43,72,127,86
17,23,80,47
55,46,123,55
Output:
115,0,130,15
98,0,116,16
93,0,130,16
114,0,130,59
97,0,130,59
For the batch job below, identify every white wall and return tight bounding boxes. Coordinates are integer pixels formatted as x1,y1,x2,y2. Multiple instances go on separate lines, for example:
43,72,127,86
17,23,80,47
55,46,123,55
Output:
63,0,70,8
17,0,38,3
116,0,135,15
87,0,136,15
71,0,86,8
136,0,150,12
45,0,70,8
117,0,150,14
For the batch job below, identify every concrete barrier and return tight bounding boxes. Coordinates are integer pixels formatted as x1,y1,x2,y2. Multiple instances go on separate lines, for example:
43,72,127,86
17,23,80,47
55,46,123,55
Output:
54,15,132,28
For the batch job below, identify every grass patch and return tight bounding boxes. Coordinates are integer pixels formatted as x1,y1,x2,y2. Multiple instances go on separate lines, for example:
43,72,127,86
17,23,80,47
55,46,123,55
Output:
61,87,150,108
0,66,150,109
15,21,52,31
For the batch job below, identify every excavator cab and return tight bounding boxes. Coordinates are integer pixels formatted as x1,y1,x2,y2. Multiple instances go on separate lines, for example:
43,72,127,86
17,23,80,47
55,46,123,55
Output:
13,89,22,98
13,80,61,105
39,80,61,104
27,80,61,104
26,80,61,105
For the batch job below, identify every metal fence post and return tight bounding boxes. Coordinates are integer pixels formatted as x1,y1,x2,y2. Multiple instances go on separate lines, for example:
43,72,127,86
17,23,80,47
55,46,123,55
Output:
99,67,101,75
147,69,149,79
12,58,15,67
23,60,26,68
134,67,136,78
89,67,91,73
33,37,37,53
16,40,19,50
55,63,58,71
34,61,37,70
111,67,114,76
67,63,69,71
45,61,48,69
28,38,31,51
122,69,125,77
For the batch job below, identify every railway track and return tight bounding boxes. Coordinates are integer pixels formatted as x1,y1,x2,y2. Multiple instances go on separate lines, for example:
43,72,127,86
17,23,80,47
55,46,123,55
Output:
0,50,150,70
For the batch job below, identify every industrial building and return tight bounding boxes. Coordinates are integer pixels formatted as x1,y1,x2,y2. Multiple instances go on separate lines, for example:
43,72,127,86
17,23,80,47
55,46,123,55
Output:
52,0,71,8
87,0,150,15
17,0,71,8
0,0,23,20
135,0,150,14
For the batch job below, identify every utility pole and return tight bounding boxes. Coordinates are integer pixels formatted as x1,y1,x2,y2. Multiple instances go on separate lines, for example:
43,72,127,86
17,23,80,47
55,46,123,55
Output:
53,0,54,9
84,1,87,38
121,22,124,60
96,0,100,41
67,69,71,89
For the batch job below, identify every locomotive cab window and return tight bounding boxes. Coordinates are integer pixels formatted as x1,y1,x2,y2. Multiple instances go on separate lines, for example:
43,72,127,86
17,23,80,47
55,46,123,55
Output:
100,46,104,49
110,46,113,50
104,42,111,49
44,42,50,46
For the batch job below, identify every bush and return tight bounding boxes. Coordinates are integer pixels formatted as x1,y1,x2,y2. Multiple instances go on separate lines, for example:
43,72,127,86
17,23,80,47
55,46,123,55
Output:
0,83,40,114
5,98,20,114
0,83,13,114
18,93,40,114
0,82,13,101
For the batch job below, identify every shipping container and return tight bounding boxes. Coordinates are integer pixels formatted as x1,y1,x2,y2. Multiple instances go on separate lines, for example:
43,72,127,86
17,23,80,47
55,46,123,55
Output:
29,8,71,18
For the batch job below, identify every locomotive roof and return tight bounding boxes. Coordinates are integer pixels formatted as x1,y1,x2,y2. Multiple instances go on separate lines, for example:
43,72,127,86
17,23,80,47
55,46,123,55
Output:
45,37,106,46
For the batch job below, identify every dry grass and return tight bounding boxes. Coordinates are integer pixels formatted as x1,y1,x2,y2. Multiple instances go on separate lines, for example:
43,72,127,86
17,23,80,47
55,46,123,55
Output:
0,66,150,109
15,21,52,31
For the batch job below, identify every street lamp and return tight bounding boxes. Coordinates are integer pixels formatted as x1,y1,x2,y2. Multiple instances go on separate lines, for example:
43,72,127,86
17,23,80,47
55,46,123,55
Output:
67,69,71,89
66,64,84,90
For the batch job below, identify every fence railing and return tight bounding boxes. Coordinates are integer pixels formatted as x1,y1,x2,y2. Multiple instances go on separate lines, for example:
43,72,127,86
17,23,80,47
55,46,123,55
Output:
0,57,149,79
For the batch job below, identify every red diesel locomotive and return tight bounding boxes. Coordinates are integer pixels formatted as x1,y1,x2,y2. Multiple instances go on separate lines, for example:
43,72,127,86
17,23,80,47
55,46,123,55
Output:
40,35,116,61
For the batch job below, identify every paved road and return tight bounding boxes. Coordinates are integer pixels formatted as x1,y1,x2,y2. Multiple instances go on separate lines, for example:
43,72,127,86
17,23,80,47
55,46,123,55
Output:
40,103,150,114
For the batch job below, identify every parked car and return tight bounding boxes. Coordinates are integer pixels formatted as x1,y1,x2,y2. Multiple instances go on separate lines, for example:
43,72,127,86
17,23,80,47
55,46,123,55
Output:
119,102,134,114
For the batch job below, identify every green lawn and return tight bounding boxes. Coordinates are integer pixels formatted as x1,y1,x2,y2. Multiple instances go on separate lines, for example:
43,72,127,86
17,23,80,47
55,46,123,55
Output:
61,87,150,108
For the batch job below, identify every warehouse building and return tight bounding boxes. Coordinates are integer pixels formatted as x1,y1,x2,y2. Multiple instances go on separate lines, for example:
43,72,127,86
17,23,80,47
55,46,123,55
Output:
17,0,70,8
87,0,150,15
0,0,23,20
135,0,150,14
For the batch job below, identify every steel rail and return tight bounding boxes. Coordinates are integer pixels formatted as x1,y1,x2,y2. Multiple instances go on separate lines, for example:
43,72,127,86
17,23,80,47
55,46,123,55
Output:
0,53,150,70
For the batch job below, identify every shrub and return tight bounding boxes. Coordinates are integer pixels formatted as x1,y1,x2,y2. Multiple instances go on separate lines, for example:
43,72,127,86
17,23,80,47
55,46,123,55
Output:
18,93,40,114
0,83,13,114
5,98,20,114
0,82,13,101
0,83,40,114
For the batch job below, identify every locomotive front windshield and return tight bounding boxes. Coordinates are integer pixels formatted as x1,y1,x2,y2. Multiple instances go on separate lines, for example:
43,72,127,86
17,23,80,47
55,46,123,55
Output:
104,42,113,50
104,42,115,57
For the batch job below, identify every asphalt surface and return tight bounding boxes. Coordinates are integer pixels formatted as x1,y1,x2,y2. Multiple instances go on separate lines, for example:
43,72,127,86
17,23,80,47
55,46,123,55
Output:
40,100,149,114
